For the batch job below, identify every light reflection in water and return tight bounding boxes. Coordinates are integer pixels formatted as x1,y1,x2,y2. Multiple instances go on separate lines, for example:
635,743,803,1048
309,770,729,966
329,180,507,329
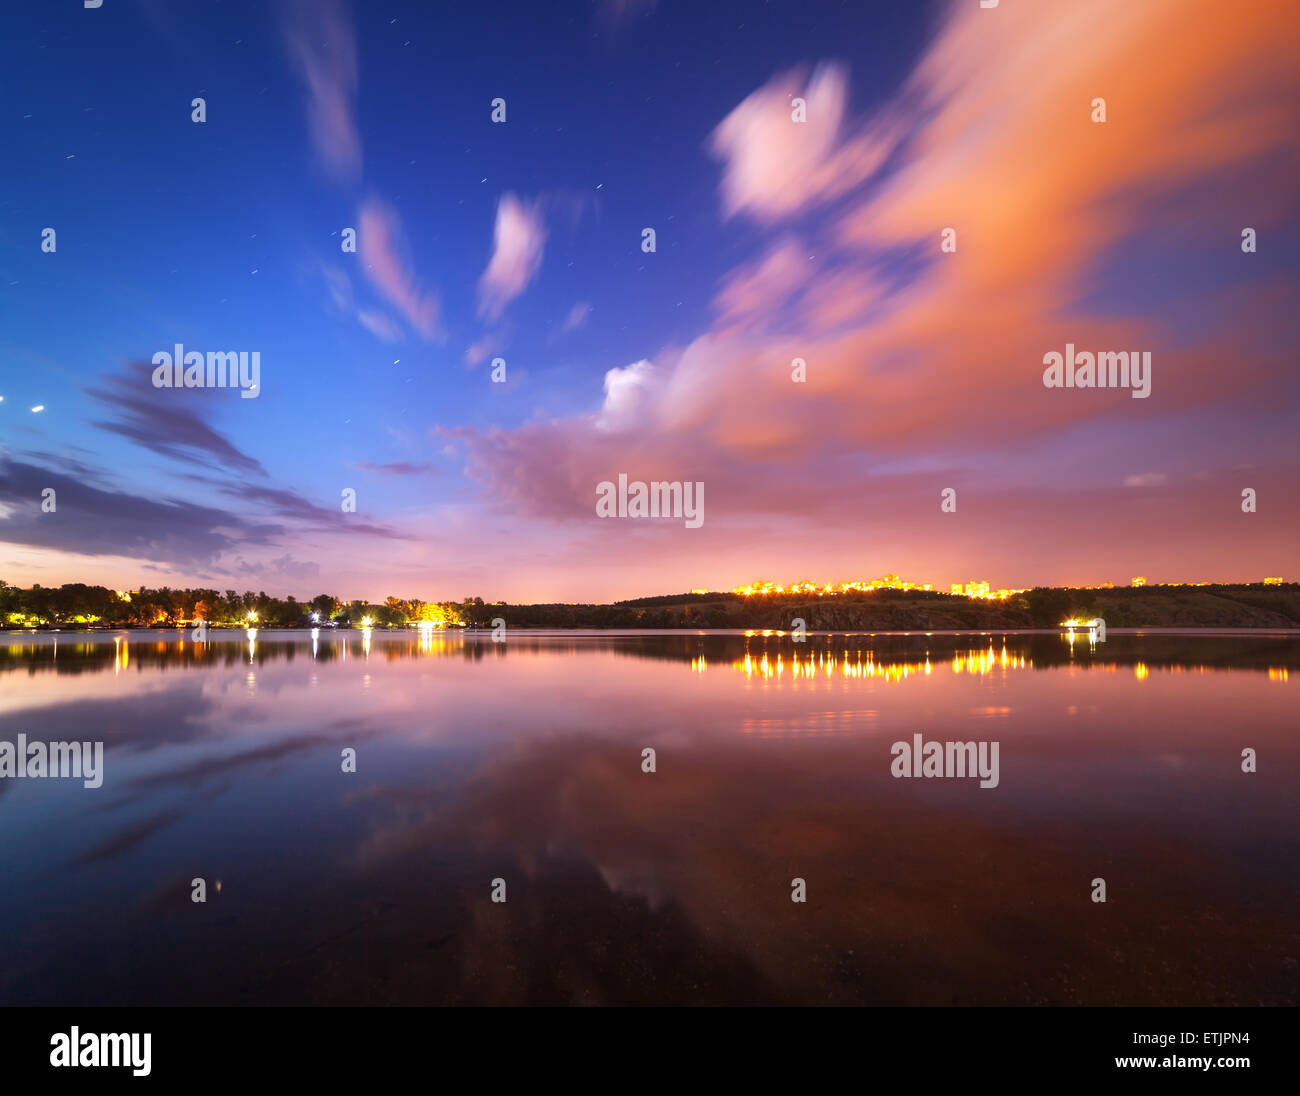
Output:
1,631,1292,686
731,644,1030,682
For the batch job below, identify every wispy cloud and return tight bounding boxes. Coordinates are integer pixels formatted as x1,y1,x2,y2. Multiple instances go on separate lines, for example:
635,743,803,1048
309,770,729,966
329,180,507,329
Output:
465,334,504,367
201,479,406,539
560,301,592,334
359,199,441,340
1124,473,1168,488
478,193,547,320
351,461,433,477
357,309,404,342
0,457,281,564
708,62,900,224
281,0,361,181
87,362,266,476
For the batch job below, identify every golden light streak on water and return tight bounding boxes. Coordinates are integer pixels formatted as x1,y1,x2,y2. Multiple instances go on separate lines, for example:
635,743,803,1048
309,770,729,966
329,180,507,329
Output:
733,646,1028,682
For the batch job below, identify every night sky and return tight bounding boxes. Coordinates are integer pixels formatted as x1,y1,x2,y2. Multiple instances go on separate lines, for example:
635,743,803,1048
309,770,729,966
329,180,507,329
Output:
1,0,1297,601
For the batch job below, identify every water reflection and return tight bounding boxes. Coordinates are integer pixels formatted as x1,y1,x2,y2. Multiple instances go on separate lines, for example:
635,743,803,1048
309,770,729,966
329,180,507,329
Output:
0,629,1296,1006
3,628,1299,679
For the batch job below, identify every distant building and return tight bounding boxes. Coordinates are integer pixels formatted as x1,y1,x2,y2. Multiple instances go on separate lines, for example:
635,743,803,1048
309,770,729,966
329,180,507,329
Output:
1263,577,1283,585
1131,577,1147,587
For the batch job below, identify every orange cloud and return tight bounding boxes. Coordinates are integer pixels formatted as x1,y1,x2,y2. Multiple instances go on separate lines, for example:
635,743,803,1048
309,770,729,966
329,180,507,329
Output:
450,0,1300,563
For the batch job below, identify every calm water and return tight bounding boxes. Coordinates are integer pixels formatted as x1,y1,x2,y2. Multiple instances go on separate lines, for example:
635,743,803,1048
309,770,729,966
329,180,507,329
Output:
1,628,1296,1006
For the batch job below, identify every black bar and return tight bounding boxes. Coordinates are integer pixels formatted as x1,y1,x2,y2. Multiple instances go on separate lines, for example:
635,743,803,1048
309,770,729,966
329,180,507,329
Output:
0,1006,1288,1084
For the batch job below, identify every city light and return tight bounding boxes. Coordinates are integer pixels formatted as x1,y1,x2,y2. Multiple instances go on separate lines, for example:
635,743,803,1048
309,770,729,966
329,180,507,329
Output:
733,575,1017,599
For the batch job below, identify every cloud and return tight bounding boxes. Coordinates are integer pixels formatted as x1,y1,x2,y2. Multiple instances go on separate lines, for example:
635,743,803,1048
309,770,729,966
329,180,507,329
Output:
595,359,656,433
447,0,1300,560
359,199,441,340
561,301,593,334
465,335,503,367
281,0,361,180
201,479,406,539
1124,473,1168,488
234,552,322,583
0,448,409,579
351,461,433,476
708,62,900,224
478,194,547,320
321,263,352,311
72,809,184,867
713,239,808,321
127,734,334,792
0,456,281,564
319,263,407,343
87,362,267,476
357,310,404,342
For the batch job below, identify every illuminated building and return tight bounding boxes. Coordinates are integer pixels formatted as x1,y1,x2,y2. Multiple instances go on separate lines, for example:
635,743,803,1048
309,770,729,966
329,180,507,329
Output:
734,575,1020,600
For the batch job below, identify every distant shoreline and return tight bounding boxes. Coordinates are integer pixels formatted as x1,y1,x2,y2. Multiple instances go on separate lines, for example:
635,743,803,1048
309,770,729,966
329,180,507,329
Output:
3,582,1297,631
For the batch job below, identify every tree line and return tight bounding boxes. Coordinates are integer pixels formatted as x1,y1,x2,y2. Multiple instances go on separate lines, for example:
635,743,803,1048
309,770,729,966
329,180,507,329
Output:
3,580,1294,630
0,581,477,628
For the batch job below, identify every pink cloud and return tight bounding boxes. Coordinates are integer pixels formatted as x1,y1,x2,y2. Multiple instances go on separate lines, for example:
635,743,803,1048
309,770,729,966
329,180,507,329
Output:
465,335,503,367
712,239,888,335
282,0,361,180
478,194,547,320
359,199,440,340
708,62,901,223
444,0,1300,569
561,301,593,333
713,239,810,325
